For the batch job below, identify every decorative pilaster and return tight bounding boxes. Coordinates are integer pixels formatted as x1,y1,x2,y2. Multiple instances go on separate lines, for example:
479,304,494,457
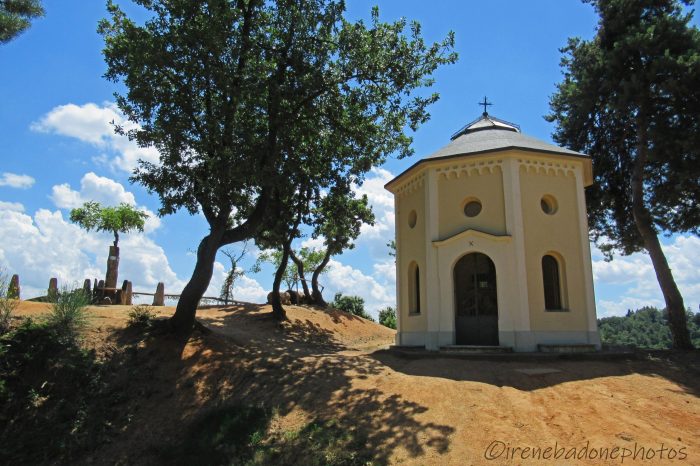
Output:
424,168,441,350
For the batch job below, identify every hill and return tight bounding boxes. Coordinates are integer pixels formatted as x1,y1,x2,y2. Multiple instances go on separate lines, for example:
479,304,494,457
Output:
2,301,699,465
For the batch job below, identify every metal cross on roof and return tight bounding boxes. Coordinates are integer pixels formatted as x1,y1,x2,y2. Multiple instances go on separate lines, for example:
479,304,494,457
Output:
478,96,492,115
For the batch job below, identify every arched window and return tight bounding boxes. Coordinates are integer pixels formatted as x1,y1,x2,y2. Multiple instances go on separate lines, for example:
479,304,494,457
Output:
542,255,562,310
408,262,421,314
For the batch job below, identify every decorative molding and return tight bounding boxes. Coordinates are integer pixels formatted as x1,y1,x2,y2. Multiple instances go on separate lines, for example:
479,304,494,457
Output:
395,172,426,198
518,158,576,178
436,159,503,180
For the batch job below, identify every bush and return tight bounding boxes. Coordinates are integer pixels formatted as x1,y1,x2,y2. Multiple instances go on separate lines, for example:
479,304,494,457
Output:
0,271,19,334
45,286,90,341
378,306,396,329
127,304,156,327
331,293,374,321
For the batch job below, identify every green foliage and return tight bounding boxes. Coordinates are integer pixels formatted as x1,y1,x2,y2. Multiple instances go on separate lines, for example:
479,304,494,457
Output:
331,293,374,322
0,0,44,43
127,304,156,327
0,319,103,464
598,307,700,349
0,270,18,334
98,0,456,326
378,306,397,330
158,405,273,465
69,201,148,247
548,0,700,256
253,249,299,290
44,287,90,342
158,407,372,466
387,240,396,258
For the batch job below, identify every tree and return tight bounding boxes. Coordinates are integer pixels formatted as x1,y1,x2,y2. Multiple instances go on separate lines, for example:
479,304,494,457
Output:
309,184,375,307
0,0,44,43
378,306,397,329
99,0,456,333
69,201,148,288
547,0,700,349
289,246,327,302
331,292,373,321
219,243,249,305
70,201,148,249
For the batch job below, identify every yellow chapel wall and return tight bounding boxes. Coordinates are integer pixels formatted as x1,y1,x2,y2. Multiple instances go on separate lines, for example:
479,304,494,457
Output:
396,178,427,333
519,158,590,332
436,162,507,240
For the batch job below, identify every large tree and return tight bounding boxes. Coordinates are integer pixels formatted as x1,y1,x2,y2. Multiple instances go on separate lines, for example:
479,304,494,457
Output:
0,0,44,43
99,0,456,333
547,0,700,349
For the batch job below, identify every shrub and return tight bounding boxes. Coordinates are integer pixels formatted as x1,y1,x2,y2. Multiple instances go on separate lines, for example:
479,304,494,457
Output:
378,306,397,329
44,286,90,341
0,271,19,334
127,304,156,327
331,293,374,322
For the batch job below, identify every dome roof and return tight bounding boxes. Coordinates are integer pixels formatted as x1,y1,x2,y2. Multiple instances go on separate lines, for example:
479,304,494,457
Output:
385,112,590,192
427,113,585,160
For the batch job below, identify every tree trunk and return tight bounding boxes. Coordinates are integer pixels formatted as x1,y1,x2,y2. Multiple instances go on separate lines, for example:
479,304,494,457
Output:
289,249,311,302
271,236,294,321
311,248,331,308
170,229,224,333
632,113,693,350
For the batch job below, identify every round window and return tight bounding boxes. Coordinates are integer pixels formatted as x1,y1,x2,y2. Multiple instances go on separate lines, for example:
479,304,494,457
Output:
408,210,417,228
541,195,558,215
463,200,482,217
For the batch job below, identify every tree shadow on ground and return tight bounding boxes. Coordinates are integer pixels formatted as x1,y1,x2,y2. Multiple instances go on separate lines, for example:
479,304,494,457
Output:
89,312,453,465
370,349,700,397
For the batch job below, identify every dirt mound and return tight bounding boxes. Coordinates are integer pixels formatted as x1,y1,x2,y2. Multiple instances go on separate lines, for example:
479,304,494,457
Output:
7,301,700,465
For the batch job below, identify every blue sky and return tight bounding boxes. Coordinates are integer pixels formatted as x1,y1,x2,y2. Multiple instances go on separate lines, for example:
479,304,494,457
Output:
1,0,698,318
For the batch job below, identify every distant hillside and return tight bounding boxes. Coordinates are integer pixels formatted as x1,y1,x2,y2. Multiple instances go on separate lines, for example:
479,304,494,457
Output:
598,306,700,349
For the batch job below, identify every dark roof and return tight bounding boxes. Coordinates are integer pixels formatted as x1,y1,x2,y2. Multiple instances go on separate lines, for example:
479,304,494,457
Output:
385,113,589,190
430,113,585,159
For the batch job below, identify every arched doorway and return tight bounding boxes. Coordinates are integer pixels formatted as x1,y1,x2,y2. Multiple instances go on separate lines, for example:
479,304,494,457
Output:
453,252,499,345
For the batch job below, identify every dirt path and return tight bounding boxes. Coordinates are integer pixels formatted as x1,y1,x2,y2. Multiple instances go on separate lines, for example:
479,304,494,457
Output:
13,301,700,465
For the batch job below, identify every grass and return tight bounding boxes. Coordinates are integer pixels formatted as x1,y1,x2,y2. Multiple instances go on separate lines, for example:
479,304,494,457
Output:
44,286,90,341
127,304,157,328
157,405,374,466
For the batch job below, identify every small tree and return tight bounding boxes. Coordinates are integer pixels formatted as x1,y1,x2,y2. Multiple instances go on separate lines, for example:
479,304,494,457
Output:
0,0,44,43
69,201,148,288
331,293,374,321
0,269,19,334
219,243,249,305
309,185,375,307
378,306,397,329
289,246,328,302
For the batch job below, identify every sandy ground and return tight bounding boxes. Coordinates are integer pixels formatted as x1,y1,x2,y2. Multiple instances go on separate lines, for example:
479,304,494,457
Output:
13,301,700,465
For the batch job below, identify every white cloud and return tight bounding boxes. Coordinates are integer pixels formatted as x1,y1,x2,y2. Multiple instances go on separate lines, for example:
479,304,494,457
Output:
0,201,24,212
322,258,395,317
592,235,700,316
0,172,35,189
353,167,395,241
0,204,184,301
32,102,159,172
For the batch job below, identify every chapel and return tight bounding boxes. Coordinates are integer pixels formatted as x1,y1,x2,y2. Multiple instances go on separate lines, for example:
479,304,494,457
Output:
384,106,601,352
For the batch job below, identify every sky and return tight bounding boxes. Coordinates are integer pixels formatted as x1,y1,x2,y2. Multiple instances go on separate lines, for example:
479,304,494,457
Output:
1,0,699,319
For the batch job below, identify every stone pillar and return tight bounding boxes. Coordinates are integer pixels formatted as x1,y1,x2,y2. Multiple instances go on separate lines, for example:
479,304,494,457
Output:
8,274,20,299
153,282,165,306
92,278,99,303
97,280,105,302
48,277,58,301
115,289,123,305
121,280,133,306
105,245,120,289
83,279,92,295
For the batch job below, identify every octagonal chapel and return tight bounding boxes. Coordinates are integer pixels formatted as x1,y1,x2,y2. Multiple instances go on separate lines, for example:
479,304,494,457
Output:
384,111,601,352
